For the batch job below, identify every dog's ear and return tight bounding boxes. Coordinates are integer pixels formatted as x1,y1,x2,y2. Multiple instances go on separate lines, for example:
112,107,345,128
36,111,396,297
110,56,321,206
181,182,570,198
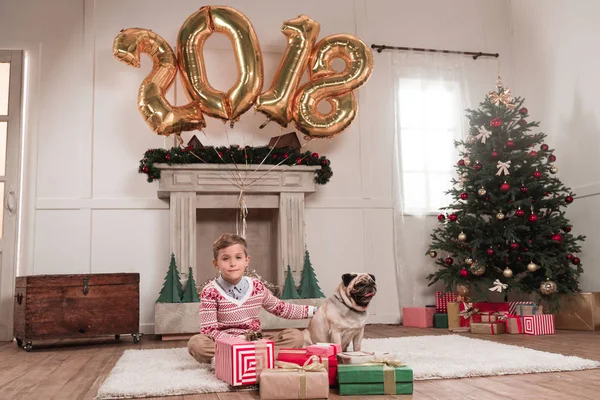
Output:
342,273,357,287
369,274,376,282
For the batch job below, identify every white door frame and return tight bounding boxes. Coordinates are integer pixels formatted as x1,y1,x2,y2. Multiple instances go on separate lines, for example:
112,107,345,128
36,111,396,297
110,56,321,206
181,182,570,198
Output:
0,50,23,342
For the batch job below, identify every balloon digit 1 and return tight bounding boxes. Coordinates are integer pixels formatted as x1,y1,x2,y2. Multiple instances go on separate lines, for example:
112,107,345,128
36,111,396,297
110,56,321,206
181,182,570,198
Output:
177,6,263,126
292,34,374,138
112,28,206,137
255,15,320,129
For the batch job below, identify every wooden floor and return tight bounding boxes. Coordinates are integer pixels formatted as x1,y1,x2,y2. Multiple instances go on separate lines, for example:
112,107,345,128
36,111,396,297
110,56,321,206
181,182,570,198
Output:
1,325,600,400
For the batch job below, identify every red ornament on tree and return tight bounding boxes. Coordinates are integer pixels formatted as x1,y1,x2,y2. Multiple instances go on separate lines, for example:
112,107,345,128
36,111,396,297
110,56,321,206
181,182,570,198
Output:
519,107,528,114
519,119,527,126
529,151,538,157
564,226,572,233
516,209,525,217
458,159,465,166
445,257,454,265
567,253,573,260
565,196,574,204
500,182,511,192
460,192,468,200
490,118,502,127
506,140,515,148
449,213,458,221
142,166,149,173
487,248,495,256
533,170,542,178
520,186,529,193
528,214,538,222
541,144,549,151
510,242,519,250
459,269,468,277
491,150,499,158
474,163,483,171
437,214,445,221
549,155,556,162
572,257,581,265
551,234,563,243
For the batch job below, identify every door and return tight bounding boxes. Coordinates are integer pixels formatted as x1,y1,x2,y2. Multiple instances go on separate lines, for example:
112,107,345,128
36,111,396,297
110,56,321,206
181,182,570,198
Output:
0,50,23,341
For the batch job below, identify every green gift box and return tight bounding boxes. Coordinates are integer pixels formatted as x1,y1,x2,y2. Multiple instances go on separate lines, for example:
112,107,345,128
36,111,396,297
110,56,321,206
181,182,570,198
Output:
434,313,448,328
337,363,413,395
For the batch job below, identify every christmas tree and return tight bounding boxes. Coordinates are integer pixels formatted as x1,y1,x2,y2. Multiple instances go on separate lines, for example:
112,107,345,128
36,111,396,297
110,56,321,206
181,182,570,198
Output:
156,253,184,303
425,77,585,309
280,265,300,300
182,266,200,302
298,250,325,298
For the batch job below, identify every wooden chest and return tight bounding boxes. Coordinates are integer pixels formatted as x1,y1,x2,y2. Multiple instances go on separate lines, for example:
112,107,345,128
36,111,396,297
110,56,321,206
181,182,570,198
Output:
13,273,140,351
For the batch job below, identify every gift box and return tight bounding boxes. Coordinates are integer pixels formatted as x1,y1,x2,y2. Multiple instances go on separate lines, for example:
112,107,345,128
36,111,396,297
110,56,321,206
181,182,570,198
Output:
555,292,600,331
504,315,524,334
513,304,543,316
434,313,448,328
277,348,338,386
470,322,506,335
509,301,534,315
259,357,329,399
471,311,507,323
337,351,376,364
402,307,434,328
215,337,274,386
435,291,458,313
306,343,342,358
523,314,555,335
447,302,461,330
337,362,413,395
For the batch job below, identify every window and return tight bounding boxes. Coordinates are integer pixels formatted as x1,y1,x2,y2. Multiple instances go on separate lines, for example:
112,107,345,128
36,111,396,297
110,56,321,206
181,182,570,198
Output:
397,78,464,214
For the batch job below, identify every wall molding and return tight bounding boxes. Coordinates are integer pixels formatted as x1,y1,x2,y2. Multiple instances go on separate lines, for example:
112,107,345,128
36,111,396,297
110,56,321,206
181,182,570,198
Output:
573,182,600,199
35,197,394,210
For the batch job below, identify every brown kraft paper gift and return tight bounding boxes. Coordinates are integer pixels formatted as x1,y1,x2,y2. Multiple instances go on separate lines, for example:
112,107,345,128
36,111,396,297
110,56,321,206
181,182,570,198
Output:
555,293,600,331
470,322,506,335
447,302,462,331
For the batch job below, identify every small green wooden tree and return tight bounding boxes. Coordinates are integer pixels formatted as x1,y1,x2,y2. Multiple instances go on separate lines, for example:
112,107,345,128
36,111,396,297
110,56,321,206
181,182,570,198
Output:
280,265,300,299
156,253,184,303
182,266,200,302
298,250,325,298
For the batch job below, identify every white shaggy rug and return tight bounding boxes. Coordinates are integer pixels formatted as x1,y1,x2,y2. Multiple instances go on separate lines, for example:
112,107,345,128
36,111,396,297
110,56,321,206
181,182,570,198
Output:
96,335,600,399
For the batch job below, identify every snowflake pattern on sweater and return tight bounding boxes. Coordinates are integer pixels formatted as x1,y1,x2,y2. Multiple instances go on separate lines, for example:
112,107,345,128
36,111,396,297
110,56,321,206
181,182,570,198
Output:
199,277,310,339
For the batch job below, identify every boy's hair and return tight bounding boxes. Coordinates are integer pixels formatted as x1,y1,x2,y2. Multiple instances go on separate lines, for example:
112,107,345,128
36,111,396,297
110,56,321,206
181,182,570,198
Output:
213,233,248,259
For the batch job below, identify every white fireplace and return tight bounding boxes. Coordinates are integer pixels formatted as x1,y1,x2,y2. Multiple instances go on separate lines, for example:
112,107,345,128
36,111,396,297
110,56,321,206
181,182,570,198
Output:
155,163,321,287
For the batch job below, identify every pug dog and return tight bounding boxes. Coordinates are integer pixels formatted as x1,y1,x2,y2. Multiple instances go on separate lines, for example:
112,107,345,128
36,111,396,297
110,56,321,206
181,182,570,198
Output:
304,273,377,351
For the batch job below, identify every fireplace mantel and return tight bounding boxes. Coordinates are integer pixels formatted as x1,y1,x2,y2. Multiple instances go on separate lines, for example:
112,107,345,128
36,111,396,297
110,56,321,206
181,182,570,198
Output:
154,163,321,286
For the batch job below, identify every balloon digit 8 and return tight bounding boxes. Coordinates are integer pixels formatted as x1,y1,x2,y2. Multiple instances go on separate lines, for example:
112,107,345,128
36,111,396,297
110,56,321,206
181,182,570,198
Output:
177,6,263,125
255,15,320,128
112,28,206,137
292,34,374,138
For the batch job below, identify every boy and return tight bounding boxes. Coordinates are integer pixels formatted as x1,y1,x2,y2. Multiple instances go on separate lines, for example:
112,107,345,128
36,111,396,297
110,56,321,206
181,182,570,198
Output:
187,233,317,364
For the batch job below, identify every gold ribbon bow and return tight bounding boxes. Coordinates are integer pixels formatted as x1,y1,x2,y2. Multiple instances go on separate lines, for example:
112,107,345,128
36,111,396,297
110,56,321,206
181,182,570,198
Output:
488,88,516,109
363,358,405,395
273,356,326,399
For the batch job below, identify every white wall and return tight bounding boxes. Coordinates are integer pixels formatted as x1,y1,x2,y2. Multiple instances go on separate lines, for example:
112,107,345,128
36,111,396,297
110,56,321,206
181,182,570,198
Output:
510,0,600,291
1,0,514,332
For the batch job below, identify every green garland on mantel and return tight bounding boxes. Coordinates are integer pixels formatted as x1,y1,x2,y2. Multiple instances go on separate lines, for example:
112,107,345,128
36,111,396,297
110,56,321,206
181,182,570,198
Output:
138,145,333,185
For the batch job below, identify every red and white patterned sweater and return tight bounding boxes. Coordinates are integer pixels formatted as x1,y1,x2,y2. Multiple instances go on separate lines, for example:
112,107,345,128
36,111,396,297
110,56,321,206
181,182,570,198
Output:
199,277,311,339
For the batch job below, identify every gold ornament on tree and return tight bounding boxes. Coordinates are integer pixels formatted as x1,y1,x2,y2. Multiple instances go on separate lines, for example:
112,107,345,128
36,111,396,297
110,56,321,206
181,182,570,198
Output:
457,232,467,242
465,258,474,265
496,211,505,220
429,250,437,258
470,262,486,276
550,165,558,174
478,187,487,196
540,279,557,295
527,262,538,272
464,158,472,167
503,267,513,278
456,283,471,298
488,76,517,109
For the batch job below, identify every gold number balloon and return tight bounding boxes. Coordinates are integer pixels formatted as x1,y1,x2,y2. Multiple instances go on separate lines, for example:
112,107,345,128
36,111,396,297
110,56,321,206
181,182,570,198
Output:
177,6,263,124
255,15,320,128
113,28,206,136
292,34,374,138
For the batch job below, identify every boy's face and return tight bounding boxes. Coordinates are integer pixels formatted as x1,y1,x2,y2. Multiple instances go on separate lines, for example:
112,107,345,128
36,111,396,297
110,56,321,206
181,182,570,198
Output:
213,244,250,284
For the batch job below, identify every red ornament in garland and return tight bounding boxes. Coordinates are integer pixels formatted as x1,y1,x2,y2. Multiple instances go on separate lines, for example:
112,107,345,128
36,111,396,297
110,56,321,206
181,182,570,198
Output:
296,158,303,165
529,151,538,157
312,152,319,159
490,118,502,127
506,140,515,149
459,269,468,277
449,213,458,221
460,192,468,200
510,242,519,250
572,257,581,265
283,153,289,159
491,150,499,158
528,214,538,222
321,159,329,166
549,155,556,162
458,159,465,166
500,182,511,192
516,209,525,217
520,186,529,193
565,196,574,204
519,107,528,114
445,257,454,265
533,170,542,178
551,234,563,243
437,214,445,221
487,248,495,256
165,153,171,161
564,226,572,233
218,152,224,157
541,144,549,151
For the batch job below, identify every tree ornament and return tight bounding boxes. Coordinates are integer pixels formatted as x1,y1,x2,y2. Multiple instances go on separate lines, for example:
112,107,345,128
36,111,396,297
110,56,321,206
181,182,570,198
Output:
572,257,581,265
464,157,472,167
449,213,458,221
510,242,519,250
528,214,538,222
516,208,525,217
519,107,528,114
500,182,511,192
533,170,542,178
459,269,468,278
496,161,511,176
312,152,319,159
460,192,468,200
565,196,574,204
487,248,495,256
476,125,492,143
473,162,482,171
529,150,538,157
429,250,437,258
142,165,149,173
540,279,557,295
437,214,445,221
456,282,471,297
520,185,529,193
478,187,487,196
541,144,549,151
165,153,172,161
506,140,515,148
491,150,499,158
503,267,513,278
567,253,573,260
564,226,572,233
465,258,474,265
470,263,485,276
519,119,527,126
549,154,557,162
490,117,502,127
551,234,563,243
550,165,558,174
458,159,465,166
445,257,454,265
527,262,538,272
458,232,467,242
496,212,505,220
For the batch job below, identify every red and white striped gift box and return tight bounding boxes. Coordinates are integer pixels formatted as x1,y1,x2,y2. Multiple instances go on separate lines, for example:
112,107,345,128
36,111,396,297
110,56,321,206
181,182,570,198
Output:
435,291,457,313
523,315,555,335
215,337,274,386
509,301,535,315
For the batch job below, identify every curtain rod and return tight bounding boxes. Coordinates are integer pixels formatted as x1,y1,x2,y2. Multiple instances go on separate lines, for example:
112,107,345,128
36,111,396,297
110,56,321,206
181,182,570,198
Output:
370,44,499,60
